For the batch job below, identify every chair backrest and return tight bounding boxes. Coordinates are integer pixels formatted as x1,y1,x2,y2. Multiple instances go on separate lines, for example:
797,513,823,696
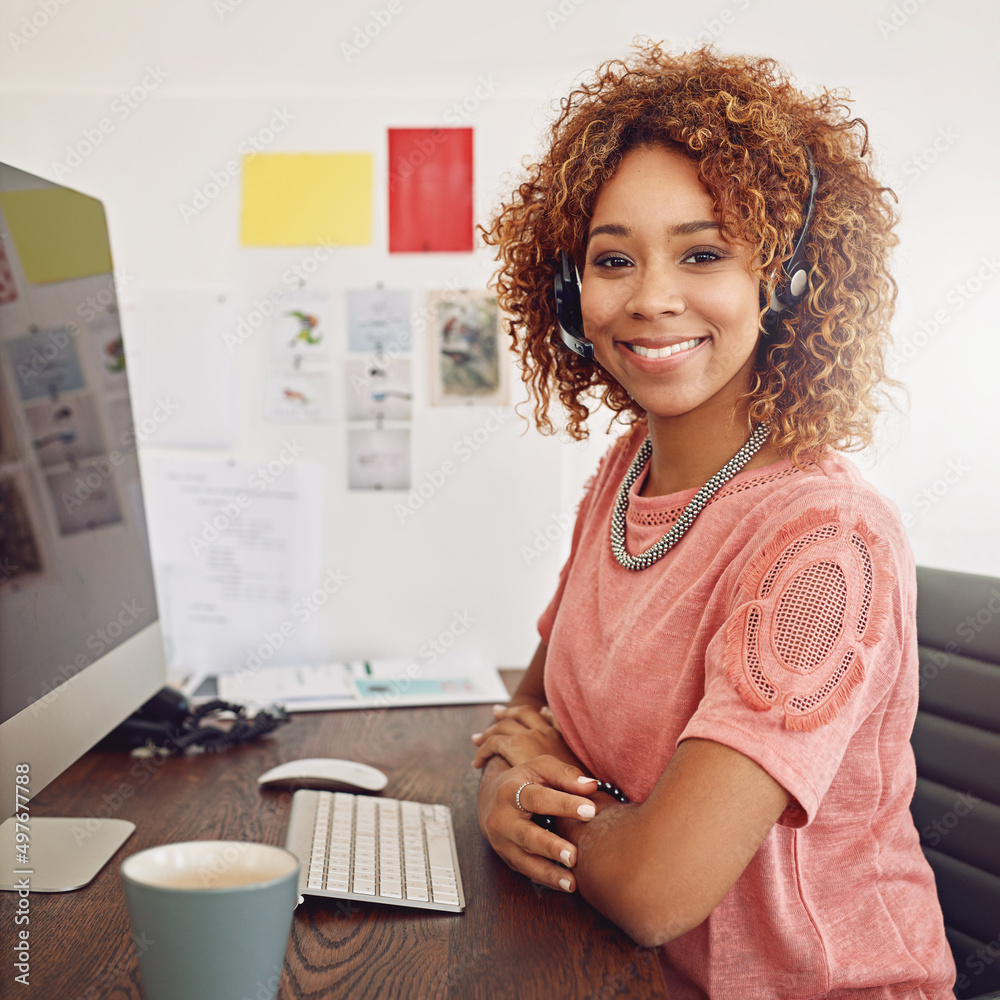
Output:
913,566,1000,1000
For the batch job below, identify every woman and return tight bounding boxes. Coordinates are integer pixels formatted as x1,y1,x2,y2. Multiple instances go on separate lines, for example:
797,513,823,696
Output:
472,42,956,999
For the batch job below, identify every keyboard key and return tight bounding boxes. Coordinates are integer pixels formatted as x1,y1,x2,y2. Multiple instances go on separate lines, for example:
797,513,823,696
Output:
426,833,454,870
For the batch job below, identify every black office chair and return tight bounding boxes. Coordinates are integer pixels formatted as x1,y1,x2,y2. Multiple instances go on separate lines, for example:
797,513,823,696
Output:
912,566,1000,1000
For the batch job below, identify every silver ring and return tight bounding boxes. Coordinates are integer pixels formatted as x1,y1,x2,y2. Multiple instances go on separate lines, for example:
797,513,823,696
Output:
515,781,534,813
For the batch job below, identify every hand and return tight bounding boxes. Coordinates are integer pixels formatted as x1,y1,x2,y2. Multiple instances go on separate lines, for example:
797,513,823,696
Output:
471,703,581,771
477,753,599,893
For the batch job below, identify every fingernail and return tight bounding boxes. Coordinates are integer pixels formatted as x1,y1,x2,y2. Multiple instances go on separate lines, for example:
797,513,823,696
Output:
577,803,596,819
471,733,481,741
558,878,572,892
577,776,598,785
559,849,573,866
492,704,506,713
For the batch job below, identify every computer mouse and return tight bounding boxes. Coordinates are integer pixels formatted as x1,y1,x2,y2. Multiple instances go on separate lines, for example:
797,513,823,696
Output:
257,758,389,793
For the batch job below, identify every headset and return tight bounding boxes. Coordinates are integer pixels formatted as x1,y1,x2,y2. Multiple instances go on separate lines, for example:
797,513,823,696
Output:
553,251,592,357
553,148,819,357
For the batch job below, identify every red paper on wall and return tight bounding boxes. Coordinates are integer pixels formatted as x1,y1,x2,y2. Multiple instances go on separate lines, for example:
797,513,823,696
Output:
388,128,473,253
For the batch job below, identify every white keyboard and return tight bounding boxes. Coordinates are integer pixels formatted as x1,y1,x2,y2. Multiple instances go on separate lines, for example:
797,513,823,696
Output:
284,789,465,912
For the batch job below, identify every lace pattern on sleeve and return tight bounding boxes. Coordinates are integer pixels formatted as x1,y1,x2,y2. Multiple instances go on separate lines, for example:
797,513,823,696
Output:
724,507,892,732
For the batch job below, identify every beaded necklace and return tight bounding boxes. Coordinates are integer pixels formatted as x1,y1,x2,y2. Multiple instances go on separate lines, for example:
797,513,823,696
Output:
610,422,770,571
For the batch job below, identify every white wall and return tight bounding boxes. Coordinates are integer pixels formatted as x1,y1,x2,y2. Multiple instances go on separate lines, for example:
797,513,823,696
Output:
2,0,997,671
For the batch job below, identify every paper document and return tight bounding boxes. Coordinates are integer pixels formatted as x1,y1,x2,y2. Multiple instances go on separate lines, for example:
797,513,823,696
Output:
119,286,238,449
141,452,326,673
206,654,509,712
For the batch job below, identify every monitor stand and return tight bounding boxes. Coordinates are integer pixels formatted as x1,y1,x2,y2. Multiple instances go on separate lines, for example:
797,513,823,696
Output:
0,816,135,892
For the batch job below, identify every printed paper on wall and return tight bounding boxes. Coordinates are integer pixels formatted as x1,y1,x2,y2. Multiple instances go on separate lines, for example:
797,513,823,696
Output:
272,289,332,364
427,289,506,406
347,427,410,491
388,129,473,253
345,357,412,422
264,370,334,423
346,287,411,353
241,153,373,247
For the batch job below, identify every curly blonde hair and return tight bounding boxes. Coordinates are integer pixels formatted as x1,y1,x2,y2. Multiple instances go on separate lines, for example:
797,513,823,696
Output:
483,41,899,464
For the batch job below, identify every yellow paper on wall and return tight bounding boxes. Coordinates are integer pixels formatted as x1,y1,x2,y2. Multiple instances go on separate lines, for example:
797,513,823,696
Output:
240,153,373,247
0,187,112,284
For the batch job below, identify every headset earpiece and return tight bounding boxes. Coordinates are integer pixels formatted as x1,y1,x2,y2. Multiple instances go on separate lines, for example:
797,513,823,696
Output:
553,251,594,358
764,148,818,329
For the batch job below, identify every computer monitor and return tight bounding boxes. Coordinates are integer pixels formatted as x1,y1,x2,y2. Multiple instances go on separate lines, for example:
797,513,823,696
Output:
0,161,167,891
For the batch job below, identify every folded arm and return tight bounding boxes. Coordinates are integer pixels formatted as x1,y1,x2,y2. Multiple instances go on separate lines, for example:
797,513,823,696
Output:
557,736,790,946
474,641,791,945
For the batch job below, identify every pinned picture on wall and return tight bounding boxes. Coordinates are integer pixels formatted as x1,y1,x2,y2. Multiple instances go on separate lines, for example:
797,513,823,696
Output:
45,464,123,536
0,473,44,588
388,128,473,253
264,369,334,423
347,427,410,491
25,394,106,468
346,287,411,353
272,289,332,364
345,357,412,422
4,330,86,402
427,290,507,406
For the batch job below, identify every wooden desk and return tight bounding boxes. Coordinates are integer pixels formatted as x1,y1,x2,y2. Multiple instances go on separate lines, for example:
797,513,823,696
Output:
5,697,668,999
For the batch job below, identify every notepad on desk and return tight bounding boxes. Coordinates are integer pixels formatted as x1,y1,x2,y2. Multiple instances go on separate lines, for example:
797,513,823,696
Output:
185,655,509,712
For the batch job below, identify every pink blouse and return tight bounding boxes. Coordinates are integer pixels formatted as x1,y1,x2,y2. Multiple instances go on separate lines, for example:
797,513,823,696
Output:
539,425,956,999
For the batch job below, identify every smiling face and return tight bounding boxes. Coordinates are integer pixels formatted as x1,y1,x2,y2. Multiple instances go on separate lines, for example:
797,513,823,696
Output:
581,144,762,428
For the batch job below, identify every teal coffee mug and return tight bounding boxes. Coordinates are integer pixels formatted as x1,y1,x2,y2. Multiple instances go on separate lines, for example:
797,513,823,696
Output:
121,841,299,1000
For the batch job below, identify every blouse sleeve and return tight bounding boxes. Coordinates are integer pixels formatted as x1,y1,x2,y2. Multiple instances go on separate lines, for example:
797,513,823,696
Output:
678,500,916,827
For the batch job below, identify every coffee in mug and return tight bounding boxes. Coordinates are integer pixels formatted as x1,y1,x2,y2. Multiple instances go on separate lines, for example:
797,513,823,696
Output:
121,841,299,1000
